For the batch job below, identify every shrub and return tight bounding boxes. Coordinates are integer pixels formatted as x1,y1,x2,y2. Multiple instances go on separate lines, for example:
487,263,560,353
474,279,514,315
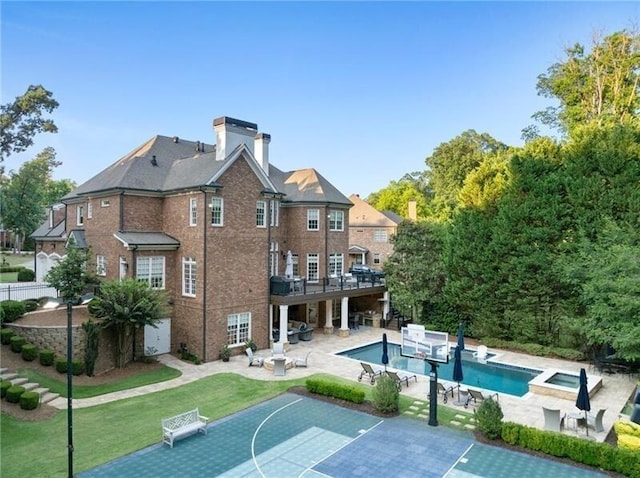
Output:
1,380,11,398
71,360,84,376
615,419,640,438
305,379,365,404
21,343,38,361
83,319,100,376
55,358,68,374
6,385,26,403
17,268,36,282
474,397,503,440
21,298,39,312
10,335,27,353
39,349,55,366
372,374,399,414
0,265,24,273
1,300,26,323
618,433,640,452
245,338,258,352
0,328,15,345
19,391,40,410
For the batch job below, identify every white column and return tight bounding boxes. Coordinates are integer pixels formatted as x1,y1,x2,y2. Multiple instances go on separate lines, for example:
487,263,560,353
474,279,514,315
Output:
339,296,350,337
323,299,333,334
279,305,289,344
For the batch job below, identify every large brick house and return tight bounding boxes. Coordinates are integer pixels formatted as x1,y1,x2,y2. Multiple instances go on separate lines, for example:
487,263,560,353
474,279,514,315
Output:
31,117,386,362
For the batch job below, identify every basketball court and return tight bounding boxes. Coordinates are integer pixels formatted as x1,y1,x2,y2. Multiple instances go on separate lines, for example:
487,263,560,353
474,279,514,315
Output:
79,393,606,478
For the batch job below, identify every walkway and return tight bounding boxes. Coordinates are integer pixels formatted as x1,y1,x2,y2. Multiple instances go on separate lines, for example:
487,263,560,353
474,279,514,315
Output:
49,326,636,442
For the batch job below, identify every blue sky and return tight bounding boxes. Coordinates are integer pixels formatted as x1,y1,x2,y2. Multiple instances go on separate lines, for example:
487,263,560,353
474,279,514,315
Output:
2,1,638,198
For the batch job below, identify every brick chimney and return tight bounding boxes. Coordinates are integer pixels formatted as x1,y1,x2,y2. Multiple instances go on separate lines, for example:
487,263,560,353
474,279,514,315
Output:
254,132,270,174
213,116,257,161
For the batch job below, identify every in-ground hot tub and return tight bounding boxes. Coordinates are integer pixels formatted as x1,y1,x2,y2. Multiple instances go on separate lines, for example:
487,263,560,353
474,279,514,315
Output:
529,368,602,400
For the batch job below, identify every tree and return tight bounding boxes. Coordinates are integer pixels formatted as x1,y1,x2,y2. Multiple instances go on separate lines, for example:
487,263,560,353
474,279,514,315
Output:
88,279,167,368
0,85,59,162
0,147,61,251
534,29,640,135
44,244,93,302
367,172,431,219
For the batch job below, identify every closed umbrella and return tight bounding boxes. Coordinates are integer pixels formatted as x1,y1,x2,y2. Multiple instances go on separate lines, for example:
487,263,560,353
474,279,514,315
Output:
452,345,464,405
575,368,591,436
382,333,389,372
457,322,465,351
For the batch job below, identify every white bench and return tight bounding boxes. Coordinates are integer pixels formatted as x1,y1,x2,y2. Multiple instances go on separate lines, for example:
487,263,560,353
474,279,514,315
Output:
162,408,209,448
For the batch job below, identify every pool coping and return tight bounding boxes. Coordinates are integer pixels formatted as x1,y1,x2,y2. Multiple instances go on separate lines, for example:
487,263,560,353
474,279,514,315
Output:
529,368,603,400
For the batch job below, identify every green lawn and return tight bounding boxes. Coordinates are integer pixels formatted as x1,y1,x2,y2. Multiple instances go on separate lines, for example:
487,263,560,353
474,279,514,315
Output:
1,372,472,477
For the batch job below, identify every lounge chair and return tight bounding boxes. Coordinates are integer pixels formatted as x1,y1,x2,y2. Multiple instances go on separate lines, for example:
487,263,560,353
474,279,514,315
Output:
473,345,488,362
245,348,264,367
294,351,310,368
464,388,498,408
428,382,455,403
386,370,418,390
272,342,285,358
578,408,606,433
357,362,383,384
542,407,565,433
298,323,314,341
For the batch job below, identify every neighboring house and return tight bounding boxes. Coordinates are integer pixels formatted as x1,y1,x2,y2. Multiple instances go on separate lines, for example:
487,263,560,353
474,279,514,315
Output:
31,116,386,362
348,194,402,269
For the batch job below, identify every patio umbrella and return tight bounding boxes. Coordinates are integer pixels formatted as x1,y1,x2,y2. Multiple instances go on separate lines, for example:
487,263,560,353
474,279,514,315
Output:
452,345,464,404
382,333,389,371
575,367,591,436
284,250,293,279
457,322,465,351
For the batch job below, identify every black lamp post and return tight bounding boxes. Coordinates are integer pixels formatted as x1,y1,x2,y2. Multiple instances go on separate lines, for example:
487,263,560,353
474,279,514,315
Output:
66,300,74,477
428,360,439,426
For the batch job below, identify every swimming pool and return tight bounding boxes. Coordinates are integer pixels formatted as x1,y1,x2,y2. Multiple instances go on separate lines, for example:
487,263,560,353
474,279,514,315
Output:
337,341,542,397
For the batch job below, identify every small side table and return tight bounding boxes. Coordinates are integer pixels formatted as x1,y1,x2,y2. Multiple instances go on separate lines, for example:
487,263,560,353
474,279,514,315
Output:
567,412,584,431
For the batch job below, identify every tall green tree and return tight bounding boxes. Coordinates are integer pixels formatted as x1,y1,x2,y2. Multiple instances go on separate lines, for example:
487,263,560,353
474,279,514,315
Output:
367,172,431,219
0,84,59,162
534,29,640,135
1,147,61,250
44,244,93,302
88,279,167,368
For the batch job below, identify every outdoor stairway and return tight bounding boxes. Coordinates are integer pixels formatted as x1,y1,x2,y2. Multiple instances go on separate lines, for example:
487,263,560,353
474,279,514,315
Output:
0,367,60,405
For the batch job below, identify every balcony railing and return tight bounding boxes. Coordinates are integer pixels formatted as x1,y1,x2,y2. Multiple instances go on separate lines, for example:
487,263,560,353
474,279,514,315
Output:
270,274,385,297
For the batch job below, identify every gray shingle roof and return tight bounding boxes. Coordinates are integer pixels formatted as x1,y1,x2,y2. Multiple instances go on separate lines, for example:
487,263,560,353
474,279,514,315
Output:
114,232,180,250
30,219,66,240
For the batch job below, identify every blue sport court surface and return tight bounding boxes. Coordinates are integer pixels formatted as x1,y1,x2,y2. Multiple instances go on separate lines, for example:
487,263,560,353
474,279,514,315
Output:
79,393,606,478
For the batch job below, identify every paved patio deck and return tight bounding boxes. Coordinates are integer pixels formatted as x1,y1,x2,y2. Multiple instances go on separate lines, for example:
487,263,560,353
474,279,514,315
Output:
50,326,637,442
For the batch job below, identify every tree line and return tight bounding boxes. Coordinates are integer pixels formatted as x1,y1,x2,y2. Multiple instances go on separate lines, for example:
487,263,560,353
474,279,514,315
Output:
378,29,640,361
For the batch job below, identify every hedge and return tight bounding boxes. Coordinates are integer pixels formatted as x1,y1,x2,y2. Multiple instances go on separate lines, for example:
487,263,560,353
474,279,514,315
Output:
17,268,36,282
1,300,26,323
6,385,26,403
55,358,68,374
10,335,27,353
305,378,365,404
21,343,38,361
39,349,55,366
501,421,640,477
21,298,39,312
0,328,15,345
19,391,40,410
481,338,585,361
0,380,11,398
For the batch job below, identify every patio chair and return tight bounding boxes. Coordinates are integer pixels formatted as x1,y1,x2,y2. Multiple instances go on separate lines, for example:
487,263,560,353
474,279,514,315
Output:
357,362,383,384
386,370,418,390
578,408,606,433
294,351,310,368
272,342,285,358
464,388,498,408
473,345,488,362
428,382,455,403
245,348,264,367
542,407,565,433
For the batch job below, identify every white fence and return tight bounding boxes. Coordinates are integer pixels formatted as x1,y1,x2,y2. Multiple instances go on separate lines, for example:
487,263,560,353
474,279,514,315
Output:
0,282,58,302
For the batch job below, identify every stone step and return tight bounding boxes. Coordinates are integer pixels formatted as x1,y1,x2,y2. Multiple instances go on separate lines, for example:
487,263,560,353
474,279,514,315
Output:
10,377,28,386
1,372,18,381
0,367,9,374
40,391,60,404
22,382,40,392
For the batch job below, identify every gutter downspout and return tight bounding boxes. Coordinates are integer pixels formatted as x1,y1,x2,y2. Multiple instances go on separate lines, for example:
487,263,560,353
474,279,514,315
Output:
202,191,208,361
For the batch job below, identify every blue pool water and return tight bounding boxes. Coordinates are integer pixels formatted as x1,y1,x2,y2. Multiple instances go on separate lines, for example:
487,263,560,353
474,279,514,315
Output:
338,342,541,397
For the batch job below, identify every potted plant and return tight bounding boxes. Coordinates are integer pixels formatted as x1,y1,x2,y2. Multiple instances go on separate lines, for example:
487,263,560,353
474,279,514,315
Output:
219,344,231,362
245,338,257,353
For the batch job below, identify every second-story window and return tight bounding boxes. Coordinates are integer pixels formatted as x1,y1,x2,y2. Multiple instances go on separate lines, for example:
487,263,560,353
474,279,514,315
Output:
307,253,319,282
76,205,84,226
329,210,344,231
256,201,266,228
182,257,196,297
189,197,197,226
373,230,388,242
307,209,319,231
270,200,279,227
96,255,106,276
292,253,299,276
210,197,223,226
87,201,93,219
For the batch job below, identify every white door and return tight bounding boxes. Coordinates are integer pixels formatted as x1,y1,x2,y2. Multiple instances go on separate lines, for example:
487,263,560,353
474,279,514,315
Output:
144,318,171,356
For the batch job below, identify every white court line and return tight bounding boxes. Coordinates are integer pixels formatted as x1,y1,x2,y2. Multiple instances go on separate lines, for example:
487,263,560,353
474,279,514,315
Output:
297,419,385,478
443,443,474,477
251,397,303,478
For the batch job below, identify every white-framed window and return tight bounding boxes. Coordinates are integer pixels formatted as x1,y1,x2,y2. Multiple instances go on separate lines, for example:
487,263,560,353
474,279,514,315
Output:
373,230,388,242
227,312,251,346
76,205,84,226
292,253,299,276
269,242,279,276
136,256,165,289
256,201,266,228
210,197,223,226
307,253,319,282
270,200,279,227
182,257,196,297
329,210,344,231
373,253,381,265
96,255,106,276
87,201,93,219
189,197,197,226
101,199,111,207
329,253,343,276
307,209,319,231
